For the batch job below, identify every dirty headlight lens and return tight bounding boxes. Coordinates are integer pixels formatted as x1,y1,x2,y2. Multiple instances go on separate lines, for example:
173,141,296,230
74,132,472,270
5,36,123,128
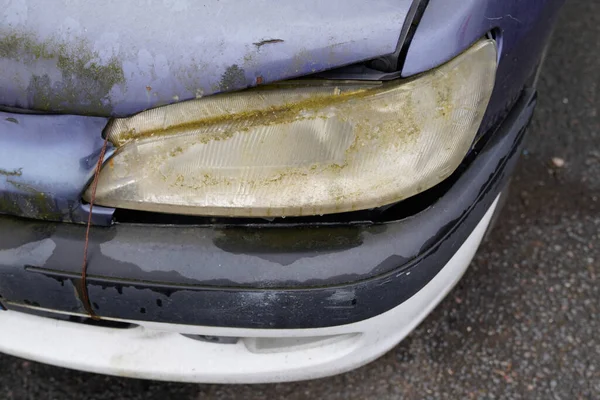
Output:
86,39,497,217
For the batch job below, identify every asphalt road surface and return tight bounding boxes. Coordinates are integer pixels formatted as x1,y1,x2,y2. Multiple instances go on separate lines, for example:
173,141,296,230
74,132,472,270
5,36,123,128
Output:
1,0,598,398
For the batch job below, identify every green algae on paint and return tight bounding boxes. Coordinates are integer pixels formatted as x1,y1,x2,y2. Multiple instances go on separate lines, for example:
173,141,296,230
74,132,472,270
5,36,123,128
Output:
1,30,125,115
219,64,246,91
0,193,22,216
4,179,62,220
0,168,23,177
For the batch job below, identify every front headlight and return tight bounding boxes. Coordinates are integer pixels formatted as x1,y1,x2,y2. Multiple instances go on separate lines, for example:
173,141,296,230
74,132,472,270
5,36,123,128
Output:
86,39,497,217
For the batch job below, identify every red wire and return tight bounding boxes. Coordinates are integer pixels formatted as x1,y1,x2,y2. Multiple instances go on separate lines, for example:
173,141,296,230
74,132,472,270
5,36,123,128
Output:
80,135,110,320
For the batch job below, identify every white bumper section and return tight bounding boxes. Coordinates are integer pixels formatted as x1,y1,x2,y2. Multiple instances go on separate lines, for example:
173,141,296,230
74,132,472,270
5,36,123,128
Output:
0,197,499,383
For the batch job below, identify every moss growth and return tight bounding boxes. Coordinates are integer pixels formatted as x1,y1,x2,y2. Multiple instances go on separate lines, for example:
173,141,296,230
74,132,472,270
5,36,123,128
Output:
1,29,125,115
0,193,22,216
219,64,246,91
0,168,22,177
27,191,62,220
5,180,62,220
114,86,371,146
27,74,53,110
169,146,184,157
0,32,28,59
435,82,452,118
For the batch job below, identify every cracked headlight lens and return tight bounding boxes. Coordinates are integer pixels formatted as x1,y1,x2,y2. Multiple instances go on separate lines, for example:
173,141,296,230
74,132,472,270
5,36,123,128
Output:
86,39,497,217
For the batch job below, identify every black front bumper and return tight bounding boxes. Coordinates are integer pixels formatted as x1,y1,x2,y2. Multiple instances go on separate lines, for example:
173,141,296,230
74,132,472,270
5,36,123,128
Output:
0,90,536,329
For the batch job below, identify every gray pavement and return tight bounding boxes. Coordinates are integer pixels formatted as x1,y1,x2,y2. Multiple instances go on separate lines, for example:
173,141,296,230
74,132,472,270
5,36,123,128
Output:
0,0,598,398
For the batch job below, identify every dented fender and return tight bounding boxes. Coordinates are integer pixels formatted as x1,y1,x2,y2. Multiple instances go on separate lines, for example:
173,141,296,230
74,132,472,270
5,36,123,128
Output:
0,111,115,224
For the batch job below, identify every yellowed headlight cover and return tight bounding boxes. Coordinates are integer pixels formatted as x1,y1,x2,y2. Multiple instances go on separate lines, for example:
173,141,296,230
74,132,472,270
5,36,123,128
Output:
87,39,497,217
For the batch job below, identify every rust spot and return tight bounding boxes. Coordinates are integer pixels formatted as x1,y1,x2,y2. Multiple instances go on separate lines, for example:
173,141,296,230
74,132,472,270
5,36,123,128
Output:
255,76,263,85
108,158,114,169
253,38,284,48
146,86,152,92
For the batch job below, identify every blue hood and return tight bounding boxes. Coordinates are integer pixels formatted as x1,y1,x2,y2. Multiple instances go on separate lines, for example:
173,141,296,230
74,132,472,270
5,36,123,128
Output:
0,0,411,116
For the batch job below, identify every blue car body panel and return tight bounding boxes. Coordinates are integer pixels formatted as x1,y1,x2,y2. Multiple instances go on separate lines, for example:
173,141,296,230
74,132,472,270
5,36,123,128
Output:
403,0,565,136
402,0,561,77
0,0,411,116
0,112,115,224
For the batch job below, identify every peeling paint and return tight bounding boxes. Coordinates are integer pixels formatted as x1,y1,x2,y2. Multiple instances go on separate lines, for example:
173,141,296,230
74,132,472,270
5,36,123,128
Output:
328,289,356,302
253,38,285,48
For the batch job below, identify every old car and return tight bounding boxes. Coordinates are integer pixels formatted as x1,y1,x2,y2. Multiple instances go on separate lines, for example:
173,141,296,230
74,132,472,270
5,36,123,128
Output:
0,0,565,383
